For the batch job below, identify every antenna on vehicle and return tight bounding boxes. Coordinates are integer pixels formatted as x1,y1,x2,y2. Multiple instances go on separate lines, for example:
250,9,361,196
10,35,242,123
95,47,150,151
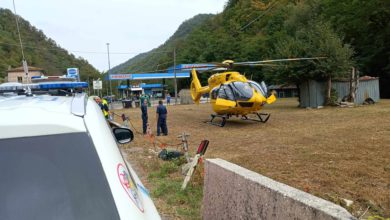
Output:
12,0,30,85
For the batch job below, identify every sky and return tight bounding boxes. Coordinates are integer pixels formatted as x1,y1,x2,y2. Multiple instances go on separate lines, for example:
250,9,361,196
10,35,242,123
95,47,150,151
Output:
0,0,226,72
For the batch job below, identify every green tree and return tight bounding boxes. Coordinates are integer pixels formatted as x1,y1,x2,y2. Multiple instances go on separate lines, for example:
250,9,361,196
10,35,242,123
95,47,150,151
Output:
267,1,354,105
319,0,390,97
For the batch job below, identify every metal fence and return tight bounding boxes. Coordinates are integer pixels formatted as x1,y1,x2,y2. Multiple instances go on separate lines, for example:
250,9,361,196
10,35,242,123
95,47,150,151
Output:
299,78,380,108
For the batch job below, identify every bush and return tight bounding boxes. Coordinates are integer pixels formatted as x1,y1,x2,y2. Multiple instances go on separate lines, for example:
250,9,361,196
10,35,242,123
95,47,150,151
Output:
326,88,339,106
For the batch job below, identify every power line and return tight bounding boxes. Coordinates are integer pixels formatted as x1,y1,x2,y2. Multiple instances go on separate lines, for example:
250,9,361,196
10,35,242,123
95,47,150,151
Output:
0,41,171,55
239,1,278,32
71,50,171,55
130,51,173,73
131,60,173,74
118,61,175,74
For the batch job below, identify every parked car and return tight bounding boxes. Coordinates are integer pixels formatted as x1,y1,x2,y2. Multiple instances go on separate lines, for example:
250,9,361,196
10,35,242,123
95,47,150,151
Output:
0,82,160,220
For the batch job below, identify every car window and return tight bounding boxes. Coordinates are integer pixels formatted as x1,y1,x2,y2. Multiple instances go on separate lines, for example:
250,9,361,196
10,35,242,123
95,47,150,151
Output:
0,133,120,220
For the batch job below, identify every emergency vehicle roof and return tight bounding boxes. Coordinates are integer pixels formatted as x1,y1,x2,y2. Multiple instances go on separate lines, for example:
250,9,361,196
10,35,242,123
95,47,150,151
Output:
0,95,86,139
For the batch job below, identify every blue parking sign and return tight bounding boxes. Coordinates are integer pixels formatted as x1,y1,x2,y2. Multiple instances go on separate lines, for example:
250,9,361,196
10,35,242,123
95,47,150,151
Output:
67,68,79,79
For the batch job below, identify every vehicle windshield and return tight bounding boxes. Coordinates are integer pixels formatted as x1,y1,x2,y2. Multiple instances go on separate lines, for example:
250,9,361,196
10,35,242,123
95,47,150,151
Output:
218,84,235,101
211,87,219,99
230,82,253,101
0,133,120,220
248,80,267,97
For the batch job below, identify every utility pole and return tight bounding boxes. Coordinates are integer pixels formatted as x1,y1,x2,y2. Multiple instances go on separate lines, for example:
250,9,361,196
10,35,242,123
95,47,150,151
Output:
107,43,112,96
87,76,90,95
105,79,108,97
173,48,177,105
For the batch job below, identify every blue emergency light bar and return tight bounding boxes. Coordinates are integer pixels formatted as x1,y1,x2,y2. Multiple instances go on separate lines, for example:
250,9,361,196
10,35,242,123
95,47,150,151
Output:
38,82,88,89
0,83,38,91
0,81,88,93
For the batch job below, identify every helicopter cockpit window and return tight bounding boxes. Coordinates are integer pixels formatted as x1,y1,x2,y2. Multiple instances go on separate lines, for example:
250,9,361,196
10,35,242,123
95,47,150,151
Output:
248,81,266,97
211,88,219,99
231,82,253,101
218,84,235,101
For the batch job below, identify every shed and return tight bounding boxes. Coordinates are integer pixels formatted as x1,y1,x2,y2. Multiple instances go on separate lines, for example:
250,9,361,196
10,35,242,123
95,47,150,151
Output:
268,84,298,98
299,76,379,108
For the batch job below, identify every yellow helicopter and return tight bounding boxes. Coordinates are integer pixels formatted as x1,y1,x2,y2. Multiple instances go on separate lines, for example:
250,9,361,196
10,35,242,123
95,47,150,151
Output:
186,58,324,127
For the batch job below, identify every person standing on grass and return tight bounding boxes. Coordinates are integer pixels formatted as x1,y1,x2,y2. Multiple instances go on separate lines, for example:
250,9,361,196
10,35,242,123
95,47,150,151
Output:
166,93,171,105
141,99,148,134
156,100,168,136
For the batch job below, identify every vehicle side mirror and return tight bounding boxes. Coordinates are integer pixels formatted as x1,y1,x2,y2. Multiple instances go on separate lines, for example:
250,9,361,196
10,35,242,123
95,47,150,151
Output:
113,128,134,144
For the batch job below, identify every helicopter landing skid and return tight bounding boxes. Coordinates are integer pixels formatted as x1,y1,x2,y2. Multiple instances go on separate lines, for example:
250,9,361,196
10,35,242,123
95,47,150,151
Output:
241,113,271,123
205,114,227,127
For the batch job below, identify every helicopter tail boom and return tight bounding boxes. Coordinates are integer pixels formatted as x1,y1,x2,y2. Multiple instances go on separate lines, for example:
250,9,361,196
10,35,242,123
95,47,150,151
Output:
190,68,209,104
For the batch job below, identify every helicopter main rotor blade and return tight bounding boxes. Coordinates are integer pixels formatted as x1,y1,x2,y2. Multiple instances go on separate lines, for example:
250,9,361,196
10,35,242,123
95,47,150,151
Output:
169,63,226,71
197,67,229,72
235,57,327,65
234,63,283,67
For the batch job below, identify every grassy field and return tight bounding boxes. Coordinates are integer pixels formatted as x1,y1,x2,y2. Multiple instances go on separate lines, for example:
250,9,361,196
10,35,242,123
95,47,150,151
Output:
115,98,390,219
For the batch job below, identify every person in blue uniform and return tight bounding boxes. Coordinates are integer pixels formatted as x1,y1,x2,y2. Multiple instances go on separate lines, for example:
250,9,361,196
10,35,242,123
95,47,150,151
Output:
141,99,148,134
166,94,171,105
156,100,168,136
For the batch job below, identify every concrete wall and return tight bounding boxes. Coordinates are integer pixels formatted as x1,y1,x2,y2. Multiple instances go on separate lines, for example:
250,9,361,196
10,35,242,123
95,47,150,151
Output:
203,159,356,220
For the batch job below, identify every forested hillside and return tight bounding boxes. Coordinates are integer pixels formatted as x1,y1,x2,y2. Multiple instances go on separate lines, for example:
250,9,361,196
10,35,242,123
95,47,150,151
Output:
113,0,389,97
0,8,100,81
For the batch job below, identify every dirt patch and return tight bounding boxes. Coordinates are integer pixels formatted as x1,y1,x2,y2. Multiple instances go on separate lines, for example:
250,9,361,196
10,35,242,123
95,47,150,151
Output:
116,98,390,218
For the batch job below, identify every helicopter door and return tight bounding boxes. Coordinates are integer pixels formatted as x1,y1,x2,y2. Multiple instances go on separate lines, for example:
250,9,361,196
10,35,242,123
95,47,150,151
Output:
215,84,236,108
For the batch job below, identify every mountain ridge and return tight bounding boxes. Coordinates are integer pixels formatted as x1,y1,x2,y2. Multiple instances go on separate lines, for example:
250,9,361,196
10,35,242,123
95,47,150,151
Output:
0,8,100,81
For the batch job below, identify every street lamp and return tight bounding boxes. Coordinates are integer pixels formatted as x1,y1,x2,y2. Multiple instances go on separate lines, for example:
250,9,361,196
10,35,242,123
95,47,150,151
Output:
107,43,112,96
173,48,177,104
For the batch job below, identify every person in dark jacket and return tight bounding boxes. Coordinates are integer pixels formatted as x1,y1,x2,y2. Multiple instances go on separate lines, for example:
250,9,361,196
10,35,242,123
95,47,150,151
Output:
141,99,148,134
156,100,168,136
